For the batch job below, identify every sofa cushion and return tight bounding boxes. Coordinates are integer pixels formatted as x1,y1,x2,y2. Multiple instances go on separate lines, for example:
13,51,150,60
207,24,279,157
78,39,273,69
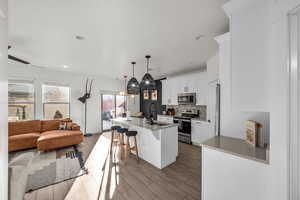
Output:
9,133,40,152
62,118,72,123
37,130,84,151
8,120,41,136
41,120,61,132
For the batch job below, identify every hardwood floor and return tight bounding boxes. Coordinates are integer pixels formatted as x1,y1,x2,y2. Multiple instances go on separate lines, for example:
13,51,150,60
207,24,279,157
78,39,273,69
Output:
24,132,201,200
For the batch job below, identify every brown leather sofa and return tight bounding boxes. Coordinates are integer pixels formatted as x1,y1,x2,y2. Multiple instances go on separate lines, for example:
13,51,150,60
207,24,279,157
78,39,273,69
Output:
9,119,84,152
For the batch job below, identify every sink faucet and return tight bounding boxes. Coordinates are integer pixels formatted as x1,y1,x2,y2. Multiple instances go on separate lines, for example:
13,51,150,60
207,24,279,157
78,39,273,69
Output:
149,114,154,125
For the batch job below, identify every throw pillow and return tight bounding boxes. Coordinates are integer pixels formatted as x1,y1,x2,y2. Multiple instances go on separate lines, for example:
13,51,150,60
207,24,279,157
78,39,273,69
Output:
66,122,73,130
59,122,66,130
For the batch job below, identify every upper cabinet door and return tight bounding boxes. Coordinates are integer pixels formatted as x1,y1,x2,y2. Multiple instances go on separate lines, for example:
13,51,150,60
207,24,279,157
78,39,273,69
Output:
164,71,208,106
161,79,168,105
196,72,208,105
164,77,178,105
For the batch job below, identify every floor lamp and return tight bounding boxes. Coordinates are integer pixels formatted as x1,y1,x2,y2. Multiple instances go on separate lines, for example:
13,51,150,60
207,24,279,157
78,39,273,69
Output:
78,78,93,137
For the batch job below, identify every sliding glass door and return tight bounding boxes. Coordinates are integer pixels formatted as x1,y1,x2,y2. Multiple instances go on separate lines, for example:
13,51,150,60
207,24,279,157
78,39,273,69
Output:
101,94,126,132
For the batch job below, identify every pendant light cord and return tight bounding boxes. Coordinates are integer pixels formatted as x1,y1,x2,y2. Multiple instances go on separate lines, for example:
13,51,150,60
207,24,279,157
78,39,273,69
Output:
124,78,127,91
133,63,135,77
147,57,149,73
145,55,151,73
131,61,136,77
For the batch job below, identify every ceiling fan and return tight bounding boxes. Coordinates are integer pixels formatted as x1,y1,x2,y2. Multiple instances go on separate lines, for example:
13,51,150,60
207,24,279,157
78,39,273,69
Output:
8,46,30,64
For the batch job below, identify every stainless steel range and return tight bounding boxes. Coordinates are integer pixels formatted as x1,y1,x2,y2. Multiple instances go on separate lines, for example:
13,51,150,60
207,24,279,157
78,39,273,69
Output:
173,110,199,144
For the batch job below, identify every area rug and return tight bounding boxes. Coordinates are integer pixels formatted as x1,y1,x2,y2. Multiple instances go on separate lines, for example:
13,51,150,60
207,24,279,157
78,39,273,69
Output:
9,134,100,193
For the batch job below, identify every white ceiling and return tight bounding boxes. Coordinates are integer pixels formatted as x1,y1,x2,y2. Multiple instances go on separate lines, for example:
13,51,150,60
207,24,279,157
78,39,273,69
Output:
8,0,229,80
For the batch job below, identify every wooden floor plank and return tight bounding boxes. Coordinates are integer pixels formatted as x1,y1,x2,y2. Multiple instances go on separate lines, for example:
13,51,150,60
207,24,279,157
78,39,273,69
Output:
36,185,53,200
23,190,37,200
23,131,201,200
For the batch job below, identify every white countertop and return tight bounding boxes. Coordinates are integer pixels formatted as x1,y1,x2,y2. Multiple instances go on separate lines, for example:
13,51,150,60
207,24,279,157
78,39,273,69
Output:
112,117,178,131
191,118,208,122
157,114,174,118
201,136,269,164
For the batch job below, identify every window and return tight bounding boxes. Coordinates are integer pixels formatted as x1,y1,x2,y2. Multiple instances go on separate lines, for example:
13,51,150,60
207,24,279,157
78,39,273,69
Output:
8,81,35,121
101,94,127,131
42,84,70,120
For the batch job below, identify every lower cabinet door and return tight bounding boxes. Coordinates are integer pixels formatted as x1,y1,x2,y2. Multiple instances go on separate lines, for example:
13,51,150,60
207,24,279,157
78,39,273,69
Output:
191,122,209,145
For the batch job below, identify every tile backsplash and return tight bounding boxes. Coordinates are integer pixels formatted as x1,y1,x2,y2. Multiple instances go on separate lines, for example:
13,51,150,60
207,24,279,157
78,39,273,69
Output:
166,105,207,120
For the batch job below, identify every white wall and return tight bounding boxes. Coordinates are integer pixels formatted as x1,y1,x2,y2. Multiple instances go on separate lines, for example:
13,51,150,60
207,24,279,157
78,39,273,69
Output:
0,1,7,200
206,52,219,83
221,111,270,142
8,61,123,133
229,0,270,112
215,33,270,143
203,0,300,199
268,0,299,199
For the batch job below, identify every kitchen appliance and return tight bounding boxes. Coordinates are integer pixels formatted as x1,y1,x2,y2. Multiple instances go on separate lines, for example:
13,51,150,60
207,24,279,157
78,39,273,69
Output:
177,93,196,105
173,116,192,144
181,109,199,118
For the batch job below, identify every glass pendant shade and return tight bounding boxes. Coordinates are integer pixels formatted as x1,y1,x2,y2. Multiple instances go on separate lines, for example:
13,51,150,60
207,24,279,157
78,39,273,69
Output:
141,55,156,90
127,62,140,95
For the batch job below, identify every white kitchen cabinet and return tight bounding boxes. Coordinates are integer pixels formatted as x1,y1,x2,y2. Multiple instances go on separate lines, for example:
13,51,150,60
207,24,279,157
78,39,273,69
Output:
163,71,208,106
196,73,208,105
167,77,178,105
161,79,168,105
191,120,210,146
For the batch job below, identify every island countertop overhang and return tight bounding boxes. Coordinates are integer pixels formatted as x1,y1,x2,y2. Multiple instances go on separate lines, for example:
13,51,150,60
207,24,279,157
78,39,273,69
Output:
112,117,178,131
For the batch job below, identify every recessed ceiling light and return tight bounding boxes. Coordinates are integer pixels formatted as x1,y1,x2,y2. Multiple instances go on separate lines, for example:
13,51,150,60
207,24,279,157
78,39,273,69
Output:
63,65,69,69
75,35,85,40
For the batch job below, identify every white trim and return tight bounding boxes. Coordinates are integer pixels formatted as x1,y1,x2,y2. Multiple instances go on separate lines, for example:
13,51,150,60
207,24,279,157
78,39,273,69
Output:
8,76,35,83
288,7,300,200
42,82,70,87
223,0,260,16
214,32,230,45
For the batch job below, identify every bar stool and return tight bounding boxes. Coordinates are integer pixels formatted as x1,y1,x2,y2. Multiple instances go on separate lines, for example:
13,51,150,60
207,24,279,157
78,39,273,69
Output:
110,125,121,153
125,130,139,163
117,127,128,146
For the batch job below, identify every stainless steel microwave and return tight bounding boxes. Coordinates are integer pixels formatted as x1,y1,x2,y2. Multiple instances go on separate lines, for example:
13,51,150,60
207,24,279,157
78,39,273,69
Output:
177,93,196,105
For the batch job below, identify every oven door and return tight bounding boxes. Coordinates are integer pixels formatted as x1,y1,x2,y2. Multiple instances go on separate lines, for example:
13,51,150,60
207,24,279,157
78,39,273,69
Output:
179,119,191,134
174,118,191,133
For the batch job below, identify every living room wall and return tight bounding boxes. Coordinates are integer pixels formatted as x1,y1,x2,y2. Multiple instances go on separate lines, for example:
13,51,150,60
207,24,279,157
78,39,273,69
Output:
8,61,124,133
0,1,7,200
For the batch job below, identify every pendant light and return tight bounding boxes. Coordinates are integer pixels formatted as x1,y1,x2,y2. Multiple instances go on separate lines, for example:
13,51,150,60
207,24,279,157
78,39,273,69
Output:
127,62,140,95
141,55,156,90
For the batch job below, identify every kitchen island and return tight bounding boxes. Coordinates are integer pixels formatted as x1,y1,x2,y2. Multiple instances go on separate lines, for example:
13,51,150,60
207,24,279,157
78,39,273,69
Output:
112,118,178,169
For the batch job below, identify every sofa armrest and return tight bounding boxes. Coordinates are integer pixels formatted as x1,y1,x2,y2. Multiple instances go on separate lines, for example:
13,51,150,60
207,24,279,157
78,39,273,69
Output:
71,123,81,131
